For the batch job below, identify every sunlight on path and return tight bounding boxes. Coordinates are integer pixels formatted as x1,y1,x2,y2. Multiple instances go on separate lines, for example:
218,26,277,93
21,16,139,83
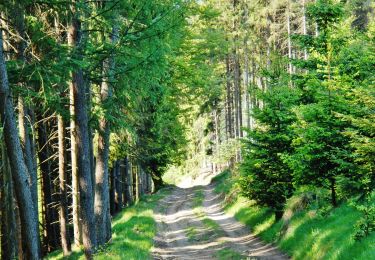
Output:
152,181,288,260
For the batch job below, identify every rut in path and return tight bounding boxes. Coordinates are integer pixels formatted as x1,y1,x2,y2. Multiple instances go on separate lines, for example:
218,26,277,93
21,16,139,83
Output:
152,183,288,260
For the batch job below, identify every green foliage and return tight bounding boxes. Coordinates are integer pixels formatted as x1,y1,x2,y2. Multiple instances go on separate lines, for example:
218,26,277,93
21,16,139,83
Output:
216,171,375,260
240,65,297,215
354,202,375,241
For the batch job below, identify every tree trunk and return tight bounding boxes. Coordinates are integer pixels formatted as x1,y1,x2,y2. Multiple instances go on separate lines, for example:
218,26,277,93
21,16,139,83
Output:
115,161,123,210
18,99,38,221
95,22,118,245
125,158,133,205
287,1,293,75
233,50,242,139
69,2,97,256
225,56,233,139
109,166,116,215
58,115,71,256
37,116,59,253
0,28,41,260
302,0,308,60
151,173,163,192
330,178,337,207
0,142,17,260
13,3,41,251
68,19,82,250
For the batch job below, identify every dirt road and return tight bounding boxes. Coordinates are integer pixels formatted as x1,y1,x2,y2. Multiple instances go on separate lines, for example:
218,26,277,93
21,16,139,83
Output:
152,184,288,260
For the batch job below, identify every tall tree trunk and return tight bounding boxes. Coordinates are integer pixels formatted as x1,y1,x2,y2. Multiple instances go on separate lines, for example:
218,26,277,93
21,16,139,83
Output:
58,115,71,255
115,161,123,210
13,3,40,249
302,0,308,60
134,165,140,202
37,116,58,254
0,142,17,260
244,40,251,131
234,51,242,138
109,166,116,215
225,56,233,139
95,22,118,245
125,158,133,205
287,1,293,75
18,99,38,218
69,2,97,256
0,28,41,260
66,17,82,246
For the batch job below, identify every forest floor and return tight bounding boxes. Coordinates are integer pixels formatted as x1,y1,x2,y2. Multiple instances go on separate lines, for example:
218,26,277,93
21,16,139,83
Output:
152,183,287,260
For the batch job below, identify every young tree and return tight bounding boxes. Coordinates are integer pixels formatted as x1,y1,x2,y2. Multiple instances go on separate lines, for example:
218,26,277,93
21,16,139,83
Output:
240,60,297,220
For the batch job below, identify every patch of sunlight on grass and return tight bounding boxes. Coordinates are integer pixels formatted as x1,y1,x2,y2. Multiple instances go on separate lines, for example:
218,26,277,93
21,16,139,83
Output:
46,187,171,260
193,188,204,209
253,215,275,235
213,169,375,260
215,248,246,260
186,226,198,242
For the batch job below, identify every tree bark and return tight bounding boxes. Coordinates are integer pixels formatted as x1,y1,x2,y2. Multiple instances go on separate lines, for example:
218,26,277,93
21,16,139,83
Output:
58,115,71,255
0,143,17,260
0,28,41,260
115,160,123,209
225,56,233,139
125,158,133,205
330,178,337,207
67,16,82,249
69,2,97,256
110,166,116,215
95,22,118,245
13,3,41,250
37,116,59,253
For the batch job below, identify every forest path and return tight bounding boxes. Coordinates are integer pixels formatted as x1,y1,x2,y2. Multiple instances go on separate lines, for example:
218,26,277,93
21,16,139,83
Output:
152,183,287,260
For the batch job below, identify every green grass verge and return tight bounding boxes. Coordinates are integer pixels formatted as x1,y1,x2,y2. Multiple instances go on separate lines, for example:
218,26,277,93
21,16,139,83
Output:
213,171,375,260
46,188,171,260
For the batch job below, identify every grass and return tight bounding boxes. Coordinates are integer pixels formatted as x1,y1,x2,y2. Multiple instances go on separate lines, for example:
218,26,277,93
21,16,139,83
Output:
192,188,204,209
215,248,246,260
212,169,234,195
186,226,198,241
213,171,375,260
46,187,171,260
190,186,225,240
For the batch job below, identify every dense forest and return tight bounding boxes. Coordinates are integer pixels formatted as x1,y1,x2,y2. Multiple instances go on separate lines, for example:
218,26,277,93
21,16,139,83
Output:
0,0,374,259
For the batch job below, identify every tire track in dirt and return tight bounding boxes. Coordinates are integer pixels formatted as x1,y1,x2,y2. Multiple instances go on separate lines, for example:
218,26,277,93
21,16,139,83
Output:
152,185,288,260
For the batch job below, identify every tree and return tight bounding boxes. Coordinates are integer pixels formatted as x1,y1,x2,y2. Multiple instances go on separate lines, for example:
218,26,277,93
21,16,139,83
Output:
240,58,297,219
287,0,353,207
0,27,41,260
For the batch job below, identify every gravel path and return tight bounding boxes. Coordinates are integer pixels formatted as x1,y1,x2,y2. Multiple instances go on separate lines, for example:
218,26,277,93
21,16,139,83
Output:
152,184,288,260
